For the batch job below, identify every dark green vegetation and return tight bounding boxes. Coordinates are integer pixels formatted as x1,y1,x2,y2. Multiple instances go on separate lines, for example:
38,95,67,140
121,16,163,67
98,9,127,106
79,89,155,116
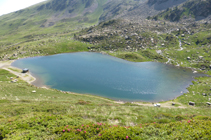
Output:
1,116,211,139
0,69,211,139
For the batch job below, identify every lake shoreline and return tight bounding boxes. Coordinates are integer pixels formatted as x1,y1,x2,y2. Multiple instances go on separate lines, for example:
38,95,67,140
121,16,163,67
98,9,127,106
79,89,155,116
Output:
0,52,209,105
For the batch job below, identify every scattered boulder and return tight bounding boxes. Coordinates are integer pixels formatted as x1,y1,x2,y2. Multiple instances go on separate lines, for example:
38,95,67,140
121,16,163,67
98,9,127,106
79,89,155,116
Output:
202,93,207,96
126,46,131,49
181,34,185,37
22,68,29,73
11,79,18,83
201,67,206,70
198,56,203,59
154,103,161,107
193,71,197,73
172,103,175,106
32,90,36,93
189,101,195,106
125,35,130,40
187,57,191,60
131,33,138,36
206,102,211,105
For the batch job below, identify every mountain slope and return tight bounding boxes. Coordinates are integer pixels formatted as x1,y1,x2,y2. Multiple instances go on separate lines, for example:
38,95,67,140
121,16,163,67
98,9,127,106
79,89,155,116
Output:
0,0,194,60
0,0,190,37
151,0,211,21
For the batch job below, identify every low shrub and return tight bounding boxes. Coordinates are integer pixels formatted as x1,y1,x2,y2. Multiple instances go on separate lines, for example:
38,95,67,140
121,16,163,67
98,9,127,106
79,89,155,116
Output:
1,115,211,139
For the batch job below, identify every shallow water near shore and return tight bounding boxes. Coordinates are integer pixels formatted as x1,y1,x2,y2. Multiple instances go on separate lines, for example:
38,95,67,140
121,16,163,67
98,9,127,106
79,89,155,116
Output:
12,52,206,102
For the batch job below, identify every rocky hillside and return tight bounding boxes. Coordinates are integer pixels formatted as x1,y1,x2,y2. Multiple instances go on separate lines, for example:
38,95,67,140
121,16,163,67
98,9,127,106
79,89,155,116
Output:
0,0,189,35
151,0,211,21
75,18,211,72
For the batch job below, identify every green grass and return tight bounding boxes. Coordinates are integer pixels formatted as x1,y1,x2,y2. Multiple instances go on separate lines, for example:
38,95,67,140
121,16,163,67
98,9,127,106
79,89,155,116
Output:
0,0,211,138
1,69,211,139
176,76,211,107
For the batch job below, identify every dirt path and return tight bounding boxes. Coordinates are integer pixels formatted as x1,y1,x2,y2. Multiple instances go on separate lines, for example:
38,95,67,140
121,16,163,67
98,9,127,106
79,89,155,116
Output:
0,60,36,84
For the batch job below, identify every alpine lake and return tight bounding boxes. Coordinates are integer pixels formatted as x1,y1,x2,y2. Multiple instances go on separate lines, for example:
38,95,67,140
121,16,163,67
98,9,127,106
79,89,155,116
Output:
12,52,207,102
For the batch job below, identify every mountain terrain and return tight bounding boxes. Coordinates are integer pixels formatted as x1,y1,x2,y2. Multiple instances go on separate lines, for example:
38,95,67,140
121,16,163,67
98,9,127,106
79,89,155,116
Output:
0,0,190,61
0,0,211,139
151,0,211,21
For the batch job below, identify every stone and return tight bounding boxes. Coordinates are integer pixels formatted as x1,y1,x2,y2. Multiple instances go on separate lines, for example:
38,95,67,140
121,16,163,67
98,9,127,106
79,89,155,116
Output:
206,102,211,105
202,93,207,96
154,103,161,107
11,79,18,83
131,33,138,36
32,90,36,93
125,36,130,40
187,57,191,60
189,101,195,106
198,56,203,59
126,46,131,49
172,103,175,106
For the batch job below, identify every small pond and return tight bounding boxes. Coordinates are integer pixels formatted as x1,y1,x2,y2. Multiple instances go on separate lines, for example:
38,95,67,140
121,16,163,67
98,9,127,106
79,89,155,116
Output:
12,52,206,102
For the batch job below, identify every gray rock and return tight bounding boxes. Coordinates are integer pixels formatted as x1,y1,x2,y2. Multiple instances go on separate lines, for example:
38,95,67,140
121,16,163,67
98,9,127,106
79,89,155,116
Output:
125,36,130,40
202,93,207,96
187,57,191,60
198,56,203,59
131,33,138,36
189,101,195,106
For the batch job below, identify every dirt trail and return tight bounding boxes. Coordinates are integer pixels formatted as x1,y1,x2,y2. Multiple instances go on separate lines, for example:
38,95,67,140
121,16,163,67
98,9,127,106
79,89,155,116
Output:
0,61,36,84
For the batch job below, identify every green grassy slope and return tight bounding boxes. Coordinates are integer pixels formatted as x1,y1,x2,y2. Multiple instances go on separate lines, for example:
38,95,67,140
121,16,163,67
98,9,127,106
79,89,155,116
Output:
0,69,211,139
0,0,211,138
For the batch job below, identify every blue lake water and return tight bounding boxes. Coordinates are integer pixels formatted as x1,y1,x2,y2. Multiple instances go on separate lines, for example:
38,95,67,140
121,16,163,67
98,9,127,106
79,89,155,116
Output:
12,52,206,102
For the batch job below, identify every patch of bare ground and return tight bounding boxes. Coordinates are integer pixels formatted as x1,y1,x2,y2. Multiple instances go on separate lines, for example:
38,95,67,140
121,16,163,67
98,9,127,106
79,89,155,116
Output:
0,61,36,84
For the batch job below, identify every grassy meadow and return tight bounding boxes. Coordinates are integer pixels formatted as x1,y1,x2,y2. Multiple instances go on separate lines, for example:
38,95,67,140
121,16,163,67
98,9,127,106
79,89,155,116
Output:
0,67,211,139
0,1,210,138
